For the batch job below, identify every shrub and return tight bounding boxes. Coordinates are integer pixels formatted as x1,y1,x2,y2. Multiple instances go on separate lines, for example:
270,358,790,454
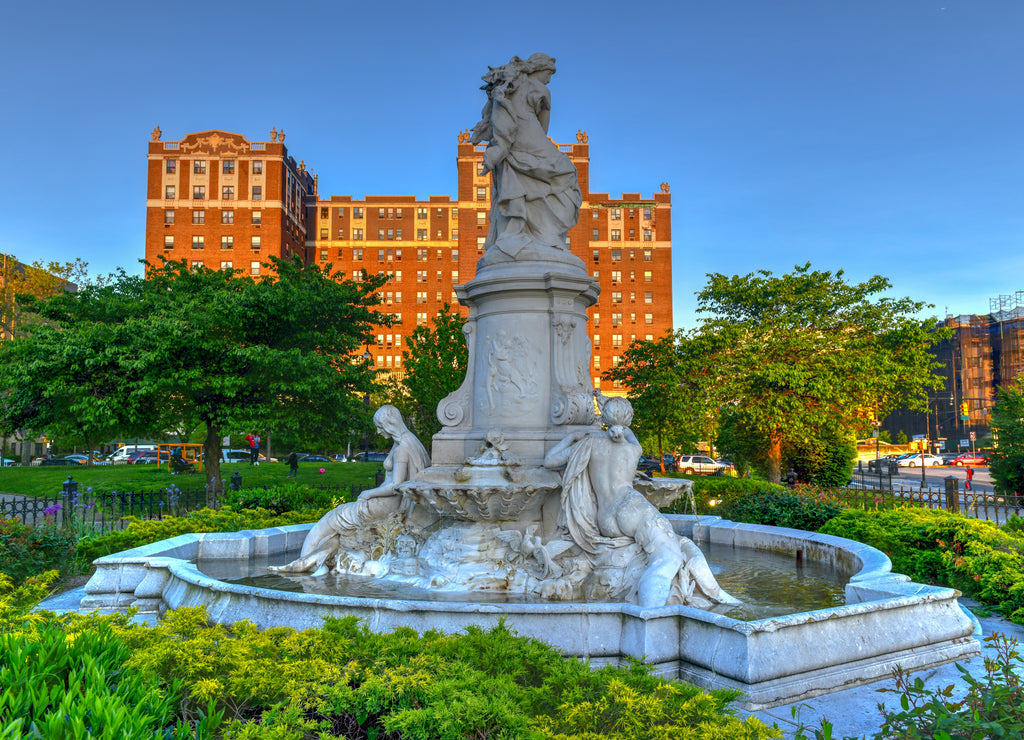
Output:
820,507,1024,623
219,483,355,514
0,516,81,586
75,505,330,563
662,477,785,516
102,608,781,740
692,486,842,531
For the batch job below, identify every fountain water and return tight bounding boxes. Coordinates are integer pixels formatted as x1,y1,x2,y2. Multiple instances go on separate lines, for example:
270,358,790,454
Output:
80,53,979,709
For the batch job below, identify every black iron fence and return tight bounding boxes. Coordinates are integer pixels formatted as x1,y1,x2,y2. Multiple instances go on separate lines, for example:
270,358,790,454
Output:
822,485,1024,525
0,483,364,533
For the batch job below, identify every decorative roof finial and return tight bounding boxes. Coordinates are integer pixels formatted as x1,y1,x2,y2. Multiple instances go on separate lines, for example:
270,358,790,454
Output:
151,126,162,141
279,130,285,142
660,182,670,193
270,127,278,141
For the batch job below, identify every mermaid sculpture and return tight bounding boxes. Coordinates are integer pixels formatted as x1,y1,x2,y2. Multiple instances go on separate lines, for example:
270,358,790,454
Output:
272,405,429,575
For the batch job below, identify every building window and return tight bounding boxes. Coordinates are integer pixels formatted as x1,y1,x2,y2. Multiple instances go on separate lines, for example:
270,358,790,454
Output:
336,248,344,258
166,160,176,174
610,208,621,220
378,229,385,240
629,229,635,240
220,261,232,271
643,229,652,241
336,206,345,217
192,185,205,200
643,248,652,261
353,207,363,218
251,236,261,250
252,160,263,174
250,261,260,275
612,334,623,348
337,229,344,239
164,235,174,249
611,229,621,241
477,211,486,226
645,313,653,325
477,237,486,250
611,270,621,283
353,248,363,260
320,249,328,261
252,186,262,201
452,249,459,261
417,312,427,326
593,355,600,370
417,270,427,282
192,235,204,249
416,292,427,304
643,271,652,282
611,249,621,261
223,160,235,175
193,160,206,174
612,292,622,304
476,187,486,201
644,291,653,304
191,260,203,269
592,209,599,220
451,229,458,240
192,210,204,224
417,229,427,240
221,235,233,249
320,228,329,240
643,207,652,219
387,229,394,240
222,210,234,224
612,313,622,326
165,185,175,199
593,313,600,327
417,207,428,219
417,249,427,260
320,207,329,219
164,209,174,225
396,208,403,219
222,186,234,200
353,228,363,240
378,208,386,219
592,229,599,240
377,249,385,261
396,229,403,240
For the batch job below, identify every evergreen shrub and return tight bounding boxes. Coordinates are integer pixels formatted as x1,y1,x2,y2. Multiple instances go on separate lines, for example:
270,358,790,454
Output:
0,516,80,585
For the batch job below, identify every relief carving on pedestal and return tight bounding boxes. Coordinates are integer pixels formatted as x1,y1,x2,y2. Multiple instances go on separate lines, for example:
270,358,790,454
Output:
437,323,475,428
483,330,536,414
550,315,598,426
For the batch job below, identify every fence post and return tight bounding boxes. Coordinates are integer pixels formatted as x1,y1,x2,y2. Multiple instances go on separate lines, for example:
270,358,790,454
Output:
943,476,960,514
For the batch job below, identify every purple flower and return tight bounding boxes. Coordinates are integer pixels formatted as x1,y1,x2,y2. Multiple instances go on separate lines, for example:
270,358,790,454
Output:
43,503,62,516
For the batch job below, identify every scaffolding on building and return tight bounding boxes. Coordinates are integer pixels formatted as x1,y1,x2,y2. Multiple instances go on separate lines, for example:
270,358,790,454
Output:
989,290,1024,389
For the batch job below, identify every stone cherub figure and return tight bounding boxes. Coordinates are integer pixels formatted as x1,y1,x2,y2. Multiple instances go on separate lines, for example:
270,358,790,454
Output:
543,396,738,609
271,405,429,575
470,53,582,261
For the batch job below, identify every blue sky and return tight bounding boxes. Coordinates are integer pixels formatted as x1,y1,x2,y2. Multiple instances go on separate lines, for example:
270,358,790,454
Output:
1,0,1021,329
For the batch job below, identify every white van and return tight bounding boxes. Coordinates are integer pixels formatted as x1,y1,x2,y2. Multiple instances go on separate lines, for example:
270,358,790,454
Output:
109,444,158,463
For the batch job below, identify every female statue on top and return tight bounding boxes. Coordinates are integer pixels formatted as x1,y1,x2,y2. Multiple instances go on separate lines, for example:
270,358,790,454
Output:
470,53,582,262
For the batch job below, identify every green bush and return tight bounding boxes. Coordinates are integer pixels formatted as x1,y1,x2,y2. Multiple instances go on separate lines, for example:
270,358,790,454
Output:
712,488,842,531
103,608,779,740
662,477,785,516
219,483,355,514
820,507,1024,623
0,516,81,586
76,505,330,563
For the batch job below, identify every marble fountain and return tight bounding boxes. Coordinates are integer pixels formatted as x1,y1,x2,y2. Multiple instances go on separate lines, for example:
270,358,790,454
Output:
81,53,978,710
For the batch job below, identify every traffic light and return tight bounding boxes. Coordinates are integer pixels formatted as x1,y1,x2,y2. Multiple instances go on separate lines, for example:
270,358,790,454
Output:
960,402,969,418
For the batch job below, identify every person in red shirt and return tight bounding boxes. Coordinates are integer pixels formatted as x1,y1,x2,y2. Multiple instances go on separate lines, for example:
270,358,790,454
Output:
966,466,974,490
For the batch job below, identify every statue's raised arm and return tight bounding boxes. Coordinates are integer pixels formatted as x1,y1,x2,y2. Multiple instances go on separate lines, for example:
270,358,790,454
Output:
470,53,582,263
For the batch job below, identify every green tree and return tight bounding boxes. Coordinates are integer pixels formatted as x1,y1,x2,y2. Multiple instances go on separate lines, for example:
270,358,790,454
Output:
0,256,100,339
694,264,948,483
990,373,1024,495
14,258,386,496
897,430,909,445
390,303,468,450
878,429,892,444
605,334,707,470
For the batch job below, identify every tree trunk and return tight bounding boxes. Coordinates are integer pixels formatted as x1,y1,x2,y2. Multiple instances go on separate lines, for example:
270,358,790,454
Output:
767,431,783,484
83,432,93,468
204,423,222,507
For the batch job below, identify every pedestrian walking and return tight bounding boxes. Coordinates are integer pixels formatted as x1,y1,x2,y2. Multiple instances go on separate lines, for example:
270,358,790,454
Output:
252,434,261,466
287,451,299,478
245,433,257,465
966,466,974,490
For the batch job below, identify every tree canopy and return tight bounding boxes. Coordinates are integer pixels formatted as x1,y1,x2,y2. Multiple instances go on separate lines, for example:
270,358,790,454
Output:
0,258,387,493
990,373,1024,495
694,264,949,482
385,303,468,450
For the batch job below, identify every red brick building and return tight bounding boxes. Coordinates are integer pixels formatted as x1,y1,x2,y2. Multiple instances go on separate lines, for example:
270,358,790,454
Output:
310,131,673,391
145,128,315,276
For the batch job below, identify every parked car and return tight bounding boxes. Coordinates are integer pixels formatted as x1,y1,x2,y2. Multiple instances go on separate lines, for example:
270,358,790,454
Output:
219,449,275,463
950,453,988,467
127,450,160,464
38,456,79,466
0,458,15,467
350,451,388,463
897,453,944,468
297,455,333,463
867,454,901,472
331,453,348,463
676,455,725,475
636,455,662,474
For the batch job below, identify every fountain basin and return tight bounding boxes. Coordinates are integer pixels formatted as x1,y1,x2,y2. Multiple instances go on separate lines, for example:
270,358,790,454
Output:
81,515,979,710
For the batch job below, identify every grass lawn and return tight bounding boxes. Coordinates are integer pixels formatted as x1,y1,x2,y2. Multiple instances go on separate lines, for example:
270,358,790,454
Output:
0,461,380,498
